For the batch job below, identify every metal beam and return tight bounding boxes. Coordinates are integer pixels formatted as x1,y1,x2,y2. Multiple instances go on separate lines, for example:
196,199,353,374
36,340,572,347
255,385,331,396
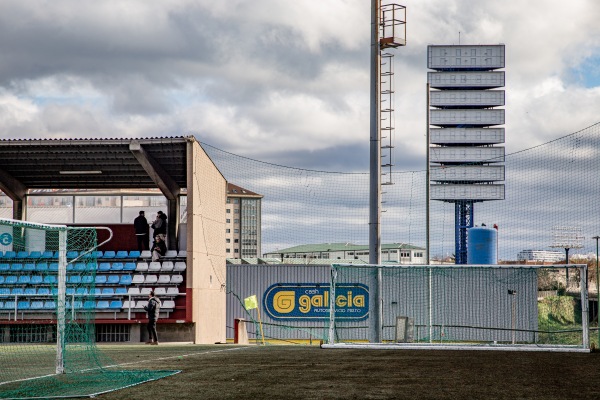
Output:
129,141,181,200
0,166,27,201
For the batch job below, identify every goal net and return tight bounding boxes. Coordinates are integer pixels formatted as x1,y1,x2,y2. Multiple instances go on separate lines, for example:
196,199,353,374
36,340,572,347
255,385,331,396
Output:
0,218,178,399
323,263,590,352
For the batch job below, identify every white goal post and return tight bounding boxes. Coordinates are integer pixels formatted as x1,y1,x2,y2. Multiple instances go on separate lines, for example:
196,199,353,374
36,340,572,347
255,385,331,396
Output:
324,263,590,353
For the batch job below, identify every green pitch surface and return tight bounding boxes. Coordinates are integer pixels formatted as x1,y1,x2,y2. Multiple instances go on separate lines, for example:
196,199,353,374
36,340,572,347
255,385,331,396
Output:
87,344,600,400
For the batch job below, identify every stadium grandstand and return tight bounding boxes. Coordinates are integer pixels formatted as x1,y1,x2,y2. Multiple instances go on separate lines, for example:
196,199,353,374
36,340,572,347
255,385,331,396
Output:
0,136,226,344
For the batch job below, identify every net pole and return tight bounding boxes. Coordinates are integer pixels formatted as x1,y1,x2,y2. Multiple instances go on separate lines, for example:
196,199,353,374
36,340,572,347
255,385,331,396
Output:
328,266,337,345
580,265,590,349
56,228,67,374
428,266,433,343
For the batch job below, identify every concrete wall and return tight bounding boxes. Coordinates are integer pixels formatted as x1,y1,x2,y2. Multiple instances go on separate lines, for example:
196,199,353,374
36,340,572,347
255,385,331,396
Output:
186,139,227,344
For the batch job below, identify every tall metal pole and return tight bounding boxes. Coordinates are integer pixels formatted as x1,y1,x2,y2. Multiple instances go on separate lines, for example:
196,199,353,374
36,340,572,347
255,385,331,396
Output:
426,83,433,342
425,83,430,265
368,0,382,343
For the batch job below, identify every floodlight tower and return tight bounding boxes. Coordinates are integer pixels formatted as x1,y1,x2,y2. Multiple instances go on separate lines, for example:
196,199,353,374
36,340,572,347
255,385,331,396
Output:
550,226,584,286
427,44,506,264
369,0,405,342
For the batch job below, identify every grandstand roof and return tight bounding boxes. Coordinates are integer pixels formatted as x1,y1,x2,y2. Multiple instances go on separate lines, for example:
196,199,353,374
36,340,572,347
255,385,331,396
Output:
0,137,191,198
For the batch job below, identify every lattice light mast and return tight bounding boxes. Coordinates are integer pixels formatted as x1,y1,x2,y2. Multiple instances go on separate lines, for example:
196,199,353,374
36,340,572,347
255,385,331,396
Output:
427,45,506,264
369,0,406,342
550,225,584,286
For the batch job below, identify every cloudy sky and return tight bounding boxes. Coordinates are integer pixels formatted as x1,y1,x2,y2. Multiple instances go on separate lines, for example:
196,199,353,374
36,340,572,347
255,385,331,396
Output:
1,0,599,170
1,0,600,258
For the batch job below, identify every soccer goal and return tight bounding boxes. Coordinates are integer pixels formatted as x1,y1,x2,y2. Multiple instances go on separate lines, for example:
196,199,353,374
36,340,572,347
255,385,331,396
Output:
323,263,590,352
0,218,178,399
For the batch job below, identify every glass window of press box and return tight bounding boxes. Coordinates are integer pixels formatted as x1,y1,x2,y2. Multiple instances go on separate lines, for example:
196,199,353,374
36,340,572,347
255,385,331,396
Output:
0,193,188,224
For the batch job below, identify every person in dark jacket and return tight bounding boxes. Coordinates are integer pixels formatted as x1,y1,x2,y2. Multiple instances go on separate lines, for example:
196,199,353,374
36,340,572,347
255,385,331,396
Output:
151,235,167,262
143,290,161,345
151,211,167,242
133,210,149,251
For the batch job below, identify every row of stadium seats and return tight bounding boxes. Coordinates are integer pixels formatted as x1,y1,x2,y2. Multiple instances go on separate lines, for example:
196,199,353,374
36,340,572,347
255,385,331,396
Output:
0,286,181,297
0,250,187,260
0,273,183,286
0,299,177,311
0,261,186,274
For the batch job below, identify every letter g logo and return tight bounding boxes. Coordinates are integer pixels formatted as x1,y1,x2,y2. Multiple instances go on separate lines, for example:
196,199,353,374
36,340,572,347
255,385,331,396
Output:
273,291,295,314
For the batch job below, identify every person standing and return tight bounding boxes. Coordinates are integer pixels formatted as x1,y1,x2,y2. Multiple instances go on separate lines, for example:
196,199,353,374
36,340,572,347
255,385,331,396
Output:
143,290,161,345
151,211,167,241
133,211,149,251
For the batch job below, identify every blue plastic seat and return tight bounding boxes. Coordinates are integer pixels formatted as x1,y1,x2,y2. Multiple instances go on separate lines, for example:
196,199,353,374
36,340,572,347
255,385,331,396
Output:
29,251,42,259
44,275,57,284
98,263,111,272
96,300,110,309
49,263,59,272
37,288,50,295
5,276,17,285
91,288,102,296
3,301,15,310
17,276,30,284
24,288,36,295
66,251,78,259
4,251,16,259
95,275,107,285
36,263,49,272
11,288,24,295
0,288,10,295
74,263,87,272
86,263,98,271
81,275,94,284
115,287,127,295
44,301,56,310
51,288,58,295
124,262,136,271
66,288,75,295
102,251,116,259
115,251,129,259
89,250,102,258
11,263,23,272
109,300,123,309
0,276,4,285
106,275,120,285
17,301,30,310
23,263,36,272
111,262,124,272
41,251,54,259
101,288,115,295
30,301,44,310
72,300,83,309
66,263,74,271
16,251,29,259
119,275,132,285
128,250,141,258
68,276,81,285
0,263,9,271
76,287,89,295
30,275,43,285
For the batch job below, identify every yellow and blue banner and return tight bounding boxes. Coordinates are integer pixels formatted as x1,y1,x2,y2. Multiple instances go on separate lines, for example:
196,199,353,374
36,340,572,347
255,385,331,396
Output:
263,283,369,321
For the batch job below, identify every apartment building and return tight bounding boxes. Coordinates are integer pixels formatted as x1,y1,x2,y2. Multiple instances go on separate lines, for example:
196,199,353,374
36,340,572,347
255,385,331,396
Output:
226,183,262,258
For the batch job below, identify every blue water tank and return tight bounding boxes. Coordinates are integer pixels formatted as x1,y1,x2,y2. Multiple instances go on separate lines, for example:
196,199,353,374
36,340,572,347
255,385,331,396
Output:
467,227,498,264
